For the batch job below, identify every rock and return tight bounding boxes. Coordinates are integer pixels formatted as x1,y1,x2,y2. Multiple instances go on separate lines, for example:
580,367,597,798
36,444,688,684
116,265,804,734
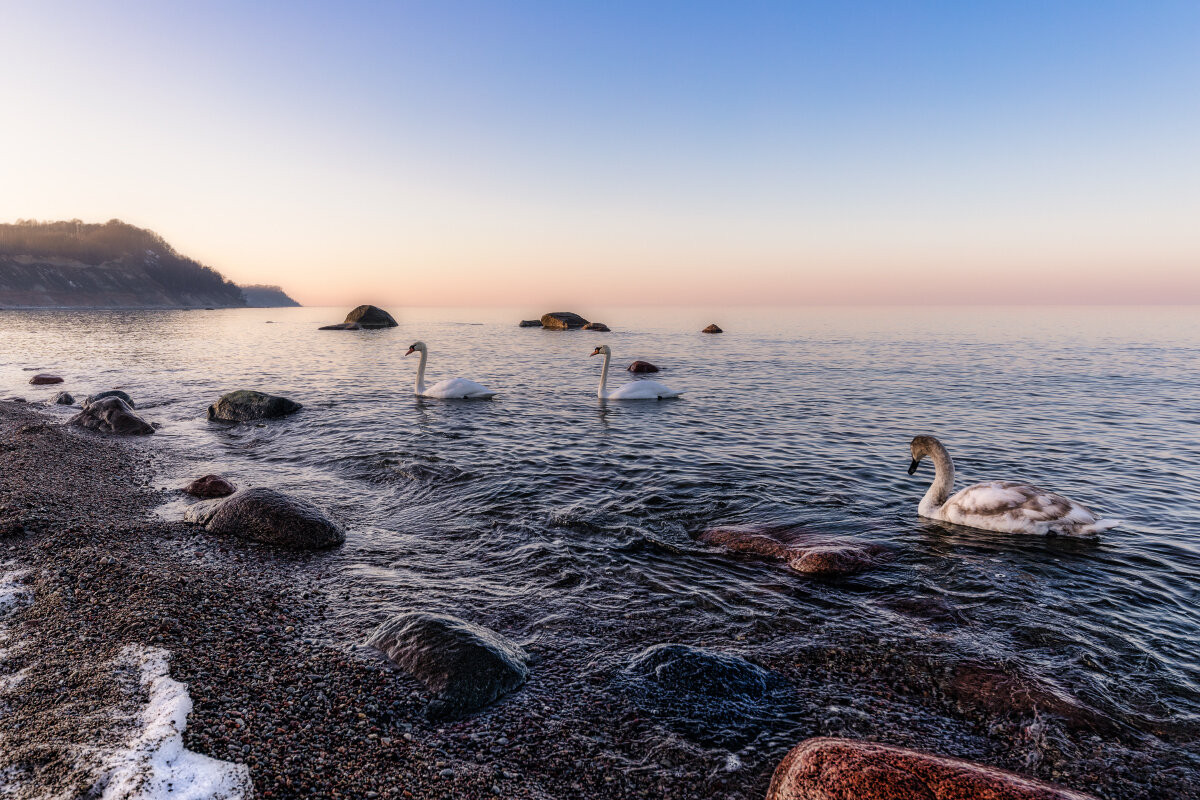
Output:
84,390,135,409
539,312,589,330
698,524,890,578
582,322,610,331
702,323,723,333
766,738,1097,800
202,488,344,549
343,305,398,328
627,361,659,373
518,320,542,327
627,644,775,699
184,474,237,499
319,322,362,330
366,612,529,720
944,661,1115,733
29,374,64,385
50,392,75,406
67,396,154,435
207,390,301,422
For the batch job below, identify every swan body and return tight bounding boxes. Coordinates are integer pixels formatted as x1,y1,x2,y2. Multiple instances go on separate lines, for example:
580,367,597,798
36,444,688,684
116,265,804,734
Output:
908,435,1118,537
405,341,497,399
590,346,681,400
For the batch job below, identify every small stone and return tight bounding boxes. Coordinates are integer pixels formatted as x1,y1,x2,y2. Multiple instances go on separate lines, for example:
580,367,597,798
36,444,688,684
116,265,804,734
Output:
701,323,723,334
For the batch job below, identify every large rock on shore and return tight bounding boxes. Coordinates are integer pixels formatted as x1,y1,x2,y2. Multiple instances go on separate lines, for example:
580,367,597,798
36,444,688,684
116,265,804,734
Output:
207,390,301,422
202,488,344,549
344,305,398,328
67,396,154,435
84,390,135,409
29,374,64,385
698,524,890,578
540,312,589,330
766,738,1097,800
366,612,530,720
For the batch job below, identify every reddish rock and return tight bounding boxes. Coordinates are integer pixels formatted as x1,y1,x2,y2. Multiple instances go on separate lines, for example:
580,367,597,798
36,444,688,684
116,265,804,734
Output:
788,544,877,577
699,524,889,577
29,374,64,385
701,323,723,333
541,312,589,330
627,361,659,373
582,322,610,331
767,738,1097,800
945,661,1114,733
184,474,237,499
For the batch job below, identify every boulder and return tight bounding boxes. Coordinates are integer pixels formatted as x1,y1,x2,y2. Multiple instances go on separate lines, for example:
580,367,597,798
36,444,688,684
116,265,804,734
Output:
627,361,659,373
202,487,344,549
343,305,398,328
582,322,610,331
29,374,64,385
540,312,589,330
626,644,776,699
698,524,890,578
788,544,878,577
766,738,1097,800
68,396,154,436
701,323,723,334
50,392,75,406
518,319,542,328
207,390,301,422
183,474,237,499
84,390,135,409
366,612,529,719
319,322,362,331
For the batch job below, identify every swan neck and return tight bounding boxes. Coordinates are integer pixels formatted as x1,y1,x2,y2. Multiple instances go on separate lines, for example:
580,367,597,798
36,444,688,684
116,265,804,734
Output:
921,442,955,513
415,348,428,394
598,350,611,398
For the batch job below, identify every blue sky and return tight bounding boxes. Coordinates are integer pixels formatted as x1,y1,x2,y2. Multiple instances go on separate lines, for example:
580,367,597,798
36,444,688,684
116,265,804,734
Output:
2,1,1197,304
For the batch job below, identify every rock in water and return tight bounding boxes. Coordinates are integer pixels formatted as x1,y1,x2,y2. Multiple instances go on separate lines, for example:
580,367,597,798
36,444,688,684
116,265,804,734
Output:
183,474,237,499
627,361,659,373
29,374,64,385
518,319,542,327
539,312,589,330
766,738,1098,800
319,322,362,330
343,305,398,328
582,321,610,331
84,390,135,409
365,612,530,719
698,524,890,578
701,323,723,334
627,644,776,699
203,488,344,549
207,390,301,422
68,396,154,435
50,391,75,405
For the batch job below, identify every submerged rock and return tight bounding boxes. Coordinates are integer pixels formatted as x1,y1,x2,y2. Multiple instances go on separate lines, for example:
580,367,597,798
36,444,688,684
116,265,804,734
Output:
343,304,398,328
540,312,589,330
698,524,890,578
582,322,610,331
787,544,879,577
945,660,1116,733
207,390,301,422
68,396,154,436
518,319,542,327
183,474,237,499
366,612,529,720
29,374,64,385
627,644,776,699
202,487,344,549
319,322,362,331
50,391,75,406
84,390,135,409
701,323,723,334
627,361,659,373
767,738,1097,800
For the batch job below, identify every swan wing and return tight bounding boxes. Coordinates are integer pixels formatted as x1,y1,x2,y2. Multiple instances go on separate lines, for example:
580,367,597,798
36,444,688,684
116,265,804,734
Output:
605,380,682,400
938,480,1113,536
421,378,497,399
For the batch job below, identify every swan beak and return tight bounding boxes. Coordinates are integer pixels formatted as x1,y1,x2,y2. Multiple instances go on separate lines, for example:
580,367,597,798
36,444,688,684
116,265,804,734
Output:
404,347,415,356
907,458,920,475
589,349,600,356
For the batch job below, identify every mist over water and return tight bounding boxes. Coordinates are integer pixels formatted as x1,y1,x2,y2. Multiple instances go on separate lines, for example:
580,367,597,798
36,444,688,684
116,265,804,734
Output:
3,305,1199,770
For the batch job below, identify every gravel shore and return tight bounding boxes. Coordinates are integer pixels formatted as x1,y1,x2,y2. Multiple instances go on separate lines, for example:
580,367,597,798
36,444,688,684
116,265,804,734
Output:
0,400,1193,799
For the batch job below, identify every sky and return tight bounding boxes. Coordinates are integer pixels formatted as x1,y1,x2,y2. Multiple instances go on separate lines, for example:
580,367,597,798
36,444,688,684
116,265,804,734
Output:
1,1,1198,307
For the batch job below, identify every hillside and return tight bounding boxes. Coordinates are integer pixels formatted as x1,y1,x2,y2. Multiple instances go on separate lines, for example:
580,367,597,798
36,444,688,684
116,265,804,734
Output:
0,219,246,308
239,284,301,307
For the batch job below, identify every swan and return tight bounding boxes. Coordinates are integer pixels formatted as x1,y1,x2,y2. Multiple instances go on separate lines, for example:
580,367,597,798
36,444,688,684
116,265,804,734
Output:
404,341,497,399
908,435,1118,537
590,345,681,400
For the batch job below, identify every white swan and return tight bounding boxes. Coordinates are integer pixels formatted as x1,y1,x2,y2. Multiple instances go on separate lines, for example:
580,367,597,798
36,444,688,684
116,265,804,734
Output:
590,345,681,400
405,341,497,399
908,435,1118,537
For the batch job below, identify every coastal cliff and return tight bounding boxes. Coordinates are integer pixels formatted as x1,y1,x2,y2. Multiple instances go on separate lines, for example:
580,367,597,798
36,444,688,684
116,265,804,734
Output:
0,219,247,309
240,284,301,307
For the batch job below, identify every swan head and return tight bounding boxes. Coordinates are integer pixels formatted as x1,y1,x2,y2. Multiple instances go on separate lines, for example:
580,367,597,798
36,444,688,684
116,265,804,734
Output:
589,345,610,357
908,435,942,474
405,341,427,357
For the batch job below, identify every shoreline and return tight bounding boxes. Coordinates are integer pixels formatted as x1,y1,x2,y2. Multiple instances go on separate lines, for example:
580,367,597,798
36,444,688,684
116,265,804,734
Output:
0,401,1191,799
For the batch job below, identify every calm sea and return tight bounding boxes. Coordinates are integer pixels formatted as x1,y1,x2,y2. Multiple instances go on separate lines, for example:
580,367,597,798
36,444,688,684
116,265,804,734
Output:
2,305,1198,774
